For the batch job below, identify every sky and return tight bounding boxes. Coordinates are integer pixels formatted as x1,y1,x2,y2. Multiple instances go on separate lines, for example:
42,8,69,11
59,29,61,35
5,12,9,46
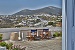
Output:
0,0,62,15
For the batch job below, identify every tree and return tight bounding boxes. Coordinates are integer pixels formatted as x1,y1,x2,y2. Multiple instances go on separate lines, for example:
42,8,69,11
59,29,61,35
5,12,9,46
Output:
48,22,53,25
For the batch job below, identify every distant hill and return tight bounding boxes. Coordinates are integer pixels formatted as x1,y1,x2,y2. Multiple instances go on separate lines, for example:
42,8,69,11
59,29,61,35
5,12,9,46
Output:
13,6,62,16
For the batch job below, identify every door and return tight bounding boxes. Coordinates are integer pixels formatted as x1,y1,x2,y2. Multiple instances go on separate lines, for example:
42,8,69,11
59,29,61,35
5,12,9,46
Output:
67,0,75,50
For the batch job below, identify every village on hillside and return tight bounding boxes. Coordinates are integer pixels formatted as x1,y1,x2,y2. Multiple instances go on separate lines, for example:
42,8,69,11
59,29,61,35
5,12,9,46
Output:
0,14,62,28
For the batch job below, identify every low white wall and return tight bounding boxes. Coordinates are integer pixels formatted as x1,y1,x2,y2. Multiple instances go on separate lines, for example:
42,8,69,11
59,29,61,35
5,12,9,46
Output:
0,27,61,40
0,28,20,40
0,32,11,40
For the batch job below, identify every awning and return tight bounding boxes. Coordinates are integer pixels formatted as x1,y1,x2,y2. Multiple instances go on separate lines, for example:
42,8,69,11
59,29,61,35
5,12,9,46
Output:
43,29,49,31
31,29,37,33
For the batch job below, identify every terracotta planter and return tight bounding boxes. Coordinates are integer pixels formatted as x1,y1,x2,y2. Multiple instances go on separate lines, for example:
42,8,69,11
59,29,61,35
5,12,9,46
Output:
0,40,2,42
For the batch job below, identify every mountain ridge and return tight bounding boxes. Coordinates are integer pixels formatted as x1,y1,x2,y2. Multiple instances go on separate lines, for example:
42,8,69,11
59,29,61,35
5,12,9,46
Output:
13,6,62,15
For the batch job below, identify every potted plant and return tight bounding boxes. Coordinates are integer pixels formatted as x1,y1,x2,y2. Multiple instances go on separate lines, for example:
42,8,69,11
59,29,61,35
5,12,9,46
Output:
0,42,7,47
0,41,13,50
6,42,13,50
53,32,62,39
53,32,59,38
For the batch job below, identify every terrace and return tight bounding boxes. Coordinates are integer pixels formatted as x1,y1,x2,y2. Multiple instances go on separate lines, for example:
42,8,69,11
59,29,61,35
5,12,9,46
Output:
0,27,62,50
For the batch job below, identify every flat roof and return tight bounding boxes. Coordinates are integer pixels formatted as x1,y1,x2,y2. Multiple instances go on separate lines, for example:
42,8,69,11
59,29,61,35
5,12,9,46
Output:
0,27,62,33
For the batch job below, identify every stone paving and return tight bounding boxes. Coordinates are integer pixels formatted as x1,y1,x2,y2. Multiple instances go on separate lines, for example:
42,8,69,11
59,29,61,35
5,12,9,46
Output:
13,39,62,50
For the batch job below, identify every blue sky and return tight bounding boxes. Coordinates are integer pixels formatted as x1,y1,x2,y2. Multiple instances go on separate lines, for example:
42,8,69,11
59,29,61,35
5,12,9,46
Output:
0,0,62,15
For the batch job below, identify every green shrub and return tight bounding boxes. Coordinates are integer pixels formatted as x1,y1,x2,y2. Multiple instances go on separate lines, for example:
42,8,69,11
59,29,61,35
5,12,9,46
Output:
48,22,53,25
53,34,56,37
0,42,13,50
0,34,3,40
0,42,7,47
6,43,13,49
0,37,2,40
53,32,62,37
55,32,59,36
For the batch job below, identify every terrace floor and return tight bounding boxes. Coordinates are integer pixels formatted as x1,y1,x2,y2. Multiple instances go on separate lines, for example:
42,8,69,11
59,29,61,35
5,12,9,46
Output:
11,38,62,50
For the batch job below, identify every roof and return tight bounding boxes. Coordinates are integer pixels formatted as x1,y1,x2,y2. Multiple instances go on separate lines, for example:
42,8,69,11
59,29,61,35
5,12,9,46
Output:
0,27,62,33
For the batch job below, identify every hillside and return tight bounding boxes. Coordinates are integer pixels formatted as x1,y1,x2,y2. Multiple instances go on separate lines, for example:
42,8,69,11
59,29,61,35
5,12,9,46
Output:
13,6,62,15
